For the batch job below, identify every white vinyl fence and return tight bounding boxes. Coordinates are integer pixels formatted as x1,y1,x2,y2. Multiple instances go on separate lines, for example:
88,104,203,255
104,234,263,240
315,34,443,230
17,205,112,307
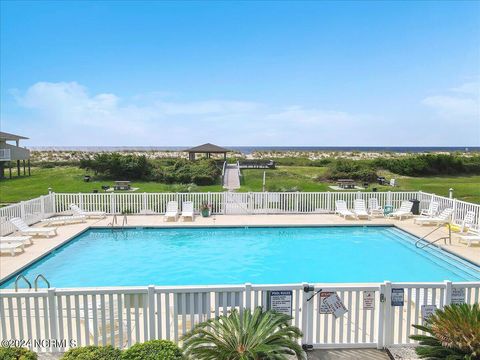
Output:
0,194,55,236
2,191,479,236
0,281,478,352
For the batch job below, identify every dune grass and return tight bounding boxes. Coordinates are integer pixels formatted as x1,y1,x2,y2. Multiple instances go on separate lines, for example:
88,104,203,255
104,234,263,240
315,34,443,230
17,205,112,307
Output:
1,165,479,204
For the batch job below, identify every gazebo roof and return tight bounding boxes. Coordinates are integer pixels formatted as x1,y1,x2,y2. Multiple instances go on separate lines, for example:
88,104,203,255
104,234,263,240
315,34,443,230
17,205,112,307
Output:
0,131,29,141
185,143,230,153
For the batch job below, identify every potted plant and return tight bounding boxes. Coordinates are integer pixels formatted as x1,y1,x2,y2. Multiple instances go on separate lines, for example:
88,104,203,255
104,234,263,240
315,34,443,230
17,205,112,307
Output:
200,202,211,217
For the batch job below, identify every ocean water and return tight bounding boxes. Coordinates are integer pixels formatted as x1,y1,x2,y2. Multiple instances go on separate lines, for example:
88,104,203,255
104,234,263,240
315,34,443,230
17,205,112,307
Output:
2,226,478,289
28,146,480,155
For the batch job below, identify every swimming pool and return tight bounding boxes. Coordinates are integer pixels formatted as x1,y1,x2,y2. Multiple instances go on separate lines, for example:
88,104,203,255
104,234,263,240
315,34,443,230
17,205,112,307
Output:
1,226,479,289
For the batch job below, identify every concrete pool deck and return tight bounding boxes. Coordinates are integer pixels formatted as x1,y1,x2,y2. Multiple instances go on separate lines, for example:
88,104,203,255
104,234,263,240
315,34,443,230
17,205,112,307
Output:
1,214,479,283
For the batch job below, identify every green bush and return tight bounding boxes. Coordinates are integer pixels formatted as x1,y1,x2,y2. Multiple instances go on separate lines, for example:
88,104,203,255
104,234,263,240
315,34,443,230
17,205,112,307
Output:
121,340,183,360
152,159,220,185
0,347,37,360
409,303,479,359
79,153,152,180
61,345,122,360
374,154,480,176
324,159,377,182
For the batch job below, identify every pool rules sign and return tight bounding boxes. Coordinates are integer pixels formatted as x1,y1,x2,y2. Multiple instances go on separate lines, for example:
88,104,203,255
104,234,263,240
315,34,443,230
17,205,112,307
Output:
267,291,293,316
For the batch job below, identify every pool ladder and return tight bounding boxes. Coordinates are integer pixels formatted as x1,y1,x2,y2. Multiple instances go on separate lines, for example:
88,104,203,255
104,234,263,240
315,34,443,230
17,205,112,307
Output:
108,214,128,228
14,274,50,292
415,223,452,249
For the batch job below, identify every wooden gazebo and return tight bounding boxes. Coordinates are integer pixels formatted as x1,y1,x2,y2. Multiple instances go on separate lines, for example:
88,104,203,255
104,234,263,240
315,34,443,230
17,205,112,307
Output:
185,143,231,161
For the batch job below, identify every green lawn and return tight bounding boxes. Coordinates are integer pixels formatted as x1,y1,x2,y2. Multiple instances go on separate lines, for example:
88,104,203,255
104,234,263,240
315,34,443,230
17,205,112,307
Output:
0,167,222,204
240,166,330,192
1,165,479,204
241,167,480,203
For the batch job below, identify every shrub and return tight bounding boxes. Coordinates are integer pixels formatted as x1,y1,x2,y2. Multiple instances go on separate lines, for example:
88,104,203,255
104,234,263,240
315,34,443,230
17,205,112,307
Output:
374,154,480,176
182,307,305,360
61,345,122,360
121,340,183,360
80,153,152,180
409,303,480,359
324,159,377,182
0,347,37,360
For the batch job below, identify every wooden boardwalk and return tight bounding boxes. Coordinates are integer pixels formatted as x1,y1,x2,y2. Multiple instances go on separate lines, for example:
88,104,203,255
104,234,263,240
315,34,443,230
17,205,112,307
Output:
222,164,241,190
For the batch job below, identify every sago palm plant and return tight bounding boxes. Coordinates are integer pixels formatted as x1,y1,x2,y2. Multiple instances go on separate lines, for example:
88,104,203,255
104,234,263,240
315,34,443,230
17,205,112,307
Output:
181,307,305,360
409,303,480,360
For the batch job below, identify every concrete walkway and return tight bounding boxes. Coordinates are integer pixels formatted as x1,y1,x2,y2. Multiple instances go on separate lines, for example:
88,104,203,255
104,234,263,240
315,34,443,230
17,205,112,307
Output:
307,349,390,360
223,164,241,190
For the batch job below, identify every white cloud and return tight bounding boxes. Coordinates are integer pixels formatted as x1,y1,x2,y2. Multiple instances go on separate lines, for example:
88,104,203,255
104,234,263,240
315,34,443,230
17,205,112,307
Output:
422,82,480,119
5,81,479,146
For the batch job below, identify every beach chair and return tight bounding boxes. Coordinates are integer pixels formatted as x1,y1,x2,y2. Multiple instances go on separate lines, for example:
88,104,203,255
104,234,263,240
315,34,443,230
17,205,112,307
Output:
368,198,384,217
9,218,58,237
164,201,179,222
420,202,439,217
334,200,355,219
0,236,33,246
389,201,413,220
0,242,25,256
181,201,195,221
414,208,453,226
460,211,476,232
41,214,86,226
353,199,370,219
458,228,480,247
70,204,107,219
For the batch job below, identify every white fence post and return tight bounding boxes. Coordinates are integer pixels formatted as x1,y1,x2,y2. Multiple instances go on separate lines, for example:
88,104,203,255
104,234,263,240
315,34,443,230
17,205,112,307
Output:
48,288,58,351
387,192,392,207
245,283,252,311
377,282,386,349
383,281,392,347
327,191,332,212
19,201,25,219
452,199,457,224
301,282,314,348
444,281,452,306
78,193,84,210
143,193,148,212
148,285,156,340
40,195,45,216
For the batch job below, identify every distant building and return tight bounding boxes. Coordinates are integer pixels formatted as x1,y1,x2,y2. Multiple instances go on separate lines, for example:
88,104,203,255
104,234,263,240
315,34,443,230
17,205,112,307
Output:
0,131,31,178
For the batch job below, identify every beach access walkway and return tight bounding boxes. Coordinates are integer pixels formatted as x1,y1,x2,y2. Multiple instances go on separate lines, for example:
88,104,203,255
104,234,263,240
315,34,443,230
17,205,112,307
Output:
222,163,241,190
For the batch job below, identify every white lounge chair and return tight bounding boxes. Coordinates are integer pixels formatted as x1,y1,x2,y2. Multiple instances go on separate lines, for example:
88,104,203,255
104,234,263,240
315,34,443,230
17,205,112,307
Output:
0,242,25,256
460,211,476,233
414,208,453,226
181,201,195,221
353,199,370,219
164,201,179,222
0,236,33,246
389,201,413,220
368,198,384,217
334,200,355,219
41,215,86,226
458,228,480,247
420,202,439,217
9,218,58,237
70,204,107,219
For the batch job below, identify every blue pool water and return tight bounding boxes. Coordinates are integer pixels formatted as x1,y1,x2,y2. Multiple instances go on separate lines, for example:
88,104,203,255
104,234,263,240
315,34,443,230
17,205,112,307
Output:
1,226,479,289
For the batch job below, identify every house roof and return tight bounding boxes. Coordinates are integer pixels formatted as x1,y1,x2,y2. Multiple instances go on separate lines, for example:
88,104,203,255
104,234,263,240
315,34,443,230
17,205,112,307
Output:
0,131,29,141
185,143,230,153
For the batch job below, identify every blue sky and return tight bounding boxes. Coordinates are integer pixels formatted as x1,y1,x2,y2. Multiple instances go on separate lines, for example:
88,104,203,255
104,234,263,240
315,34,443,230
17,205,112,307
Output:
1,1,479,146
